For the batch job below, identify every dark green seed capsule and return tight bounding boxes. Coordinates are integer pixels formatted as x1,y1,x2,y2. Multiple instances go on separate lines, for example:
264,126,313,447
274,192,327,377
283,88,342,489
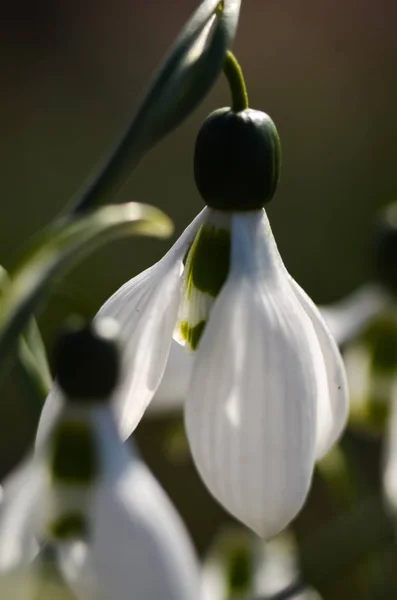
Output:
194,108,281,211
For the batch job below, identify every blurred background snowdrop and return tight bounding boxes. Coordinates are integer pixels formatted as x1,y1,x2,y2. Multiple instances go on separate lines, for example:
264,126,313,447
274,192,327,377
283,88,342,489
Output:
0,318,200,600
201,526,321,600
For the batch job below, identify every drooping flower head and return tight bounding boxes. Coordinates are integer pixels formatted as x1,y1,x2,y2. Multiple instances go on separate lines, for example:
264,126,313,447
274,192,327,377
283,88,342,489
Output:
40,55,348,539
0,319,200,600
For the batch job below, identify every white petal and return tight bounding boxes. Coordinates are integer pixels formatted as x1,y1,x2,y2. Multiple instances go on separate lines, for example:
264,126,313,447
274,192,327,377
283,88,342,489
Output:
185,211,327,538
0,456,65,600
59,462,200,600
97,258,182,438
149,340,194,414
289,280,349,459
97,209,207,439
0,460,42,572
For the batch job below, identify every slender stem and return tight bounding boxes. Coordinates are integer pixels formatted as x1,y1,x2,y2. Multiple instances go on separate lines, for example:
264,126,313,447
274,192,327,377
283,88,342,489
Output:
223,50,249,112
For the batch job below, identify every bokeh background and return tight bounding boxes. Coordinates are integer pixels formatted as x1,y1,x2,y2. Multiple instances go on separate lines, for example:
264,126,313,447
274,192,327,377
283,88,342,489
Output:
1,1,397,596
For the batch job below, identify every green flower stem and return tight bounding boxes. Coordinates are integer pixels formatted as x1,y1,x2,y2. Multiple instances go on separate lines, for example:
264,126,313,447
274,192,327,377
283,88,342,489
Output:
223,51,249,112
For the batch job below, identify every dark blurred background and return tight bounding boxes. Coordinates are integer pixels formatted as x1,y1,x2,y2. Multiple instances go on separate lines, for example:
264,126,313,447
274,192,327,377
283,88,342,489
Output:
1,0,397,579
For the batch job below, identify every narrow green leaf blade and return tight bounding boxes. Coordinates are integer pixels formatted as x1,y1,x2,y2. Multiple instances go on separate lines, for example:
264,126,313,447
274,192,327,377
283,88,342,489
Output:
74,0,242,212
0,265,52,409
23,318,52,391
0,202,172,376
135,0,242,149
17,334,51,414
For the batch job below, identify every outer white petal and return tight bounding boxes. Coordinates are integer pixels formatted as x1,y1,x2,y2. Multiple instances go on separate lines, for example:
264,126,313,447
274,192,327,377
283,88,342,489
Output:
289,280,348,459
38,210,207,442
0,460,43,571
258,215,349,460
185,210,328,538
0,460,44,600
58,411,200,600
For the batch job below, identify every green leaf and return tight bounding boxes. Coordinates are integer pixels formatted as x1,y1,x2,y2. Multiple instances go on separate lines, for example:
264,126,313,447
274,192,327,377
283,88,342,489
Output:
23,318,52,389
0,265,52,410
134,0,242,152
17,337,50,414
0,202,172,379
73,0,241,212
17,319,52,414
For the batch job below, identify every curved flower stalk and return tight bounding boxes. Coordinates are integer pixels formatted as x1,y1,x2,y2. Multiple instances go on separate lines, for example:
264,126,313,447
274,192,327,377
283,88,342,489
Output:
1,320,200,600
40,57,348,539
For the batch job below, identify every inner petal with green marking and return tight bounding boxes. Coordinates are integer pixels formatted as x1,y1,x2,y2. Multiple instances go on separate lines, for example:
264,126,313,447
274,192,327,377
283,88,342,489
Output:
50,419,98,485
174,211,231,351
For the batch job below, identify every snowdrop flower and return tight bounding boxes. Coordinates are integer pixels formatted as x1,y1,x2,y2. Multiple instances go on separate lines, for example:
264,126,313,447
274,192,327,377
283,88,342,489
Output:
96,106,348,538
1,319,200,600
40,81,348,537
